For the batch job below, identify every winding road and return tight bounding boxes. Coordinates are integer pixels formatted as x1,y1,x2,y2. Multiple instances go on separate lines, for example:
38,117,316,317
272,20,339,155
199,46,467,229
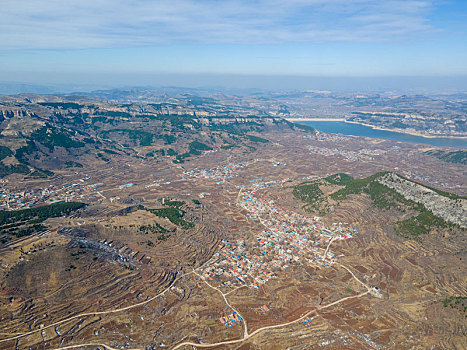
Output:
193,270,249,338
5,181,375,350
42,262,371,350
0,269,198,344
170,263,371,350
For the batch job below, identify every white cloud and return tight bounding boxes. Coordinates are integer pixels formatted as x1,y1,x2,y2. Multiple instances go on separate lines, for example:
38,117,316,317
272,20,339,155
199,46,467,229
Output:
0,0,437,49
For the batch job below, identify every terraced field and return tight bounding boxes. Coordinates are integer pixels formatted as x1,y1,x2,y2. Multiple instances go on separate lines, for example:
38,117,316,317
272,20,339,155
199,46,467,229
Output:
0,96,465,349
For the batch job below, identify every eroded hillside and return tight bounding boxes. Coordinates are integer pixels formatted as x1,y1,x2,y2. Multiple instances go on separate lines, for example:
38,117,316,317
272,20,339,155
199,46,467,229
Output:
0,94,465,350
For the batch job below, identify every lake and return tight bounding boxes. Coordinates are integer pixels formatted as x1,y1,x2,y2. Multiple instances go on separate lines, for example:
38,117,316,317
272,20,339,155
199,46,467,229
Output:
296,121,467,148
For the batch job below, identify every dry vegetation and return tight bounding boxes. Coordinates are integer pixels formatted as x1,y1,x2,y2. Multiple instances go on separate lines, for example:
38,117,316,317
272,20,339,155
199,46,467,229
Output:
0,96,465,350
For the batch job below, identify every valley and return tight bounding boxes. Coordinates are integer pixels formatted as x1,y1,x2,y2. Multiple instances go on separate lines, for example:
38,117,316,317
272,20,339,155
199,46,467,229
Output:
0,92,465,350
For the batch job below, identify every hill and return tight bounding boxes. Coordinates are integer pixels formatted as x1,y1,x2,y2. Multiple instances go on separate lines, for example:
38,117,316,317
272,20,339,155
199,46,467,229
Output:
293,171,466,238
0,94,312,178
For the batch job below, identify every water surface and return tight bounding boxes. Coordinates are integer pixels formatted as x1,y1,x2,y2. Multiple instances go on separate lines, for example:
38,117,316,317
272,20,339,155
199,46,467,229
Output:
296,121,467,148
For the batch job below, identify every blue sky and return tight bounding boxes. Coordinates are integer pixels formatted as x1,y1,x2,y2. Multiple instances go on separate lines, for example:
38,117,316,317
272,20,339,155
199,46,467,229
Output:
0,0,466,89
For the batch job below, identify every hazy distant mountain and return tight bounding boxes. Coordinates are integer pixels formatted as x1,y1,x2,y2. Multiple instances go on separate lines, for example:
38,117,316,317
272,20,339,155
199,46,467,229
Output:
0,82,58,95
0,81,114,95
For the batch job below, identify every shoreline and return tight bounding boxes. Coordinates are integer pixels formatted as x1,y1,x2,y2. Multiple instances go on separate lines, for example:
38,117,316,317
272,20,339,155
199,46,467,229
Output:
344,120,467,140
286,118,345,122
286,118,467,140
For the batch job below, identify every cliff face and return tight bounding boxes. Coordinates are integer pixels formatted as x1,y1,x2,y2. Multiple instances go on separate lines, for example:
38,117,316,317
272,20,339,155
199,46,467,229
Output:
377,172,467,227
0,95,306,179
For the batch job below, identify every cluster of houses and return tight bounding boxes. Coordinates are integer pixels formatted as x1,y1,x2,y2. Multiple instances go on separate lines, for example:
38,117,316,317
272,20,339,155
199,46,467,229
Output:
181,162,248,182
200,240,277,289
181,160,286,185
307,145,385,162
239,181,357,269
0,180,104,210
253,305,270,314
198,179,358,291
219,311,243,327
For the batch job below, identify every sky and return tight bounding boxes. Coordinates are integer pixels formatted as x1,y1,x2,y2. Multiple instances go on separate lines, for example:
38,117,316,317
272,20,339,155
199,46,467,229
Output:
0,0,466,91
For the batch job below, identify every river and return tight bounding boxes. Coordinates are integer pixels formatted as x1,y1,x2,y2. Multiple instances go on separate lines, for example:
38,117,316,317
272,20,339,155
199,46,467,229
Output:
295,121,467,148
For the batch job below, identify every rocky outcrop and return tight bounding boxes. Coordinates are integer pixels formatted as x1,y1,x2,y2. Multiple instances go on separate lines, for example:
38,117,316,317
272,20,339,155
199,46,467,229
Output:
377,172,467,227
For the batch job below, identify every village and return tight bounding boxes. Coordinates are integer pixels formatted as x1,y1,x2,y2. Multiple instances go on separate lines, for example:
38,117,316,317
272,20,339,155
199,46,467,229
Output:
198,179,358,296
181,160,286,184
307,144,386,162
0,179,105,210
180,162,248,182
